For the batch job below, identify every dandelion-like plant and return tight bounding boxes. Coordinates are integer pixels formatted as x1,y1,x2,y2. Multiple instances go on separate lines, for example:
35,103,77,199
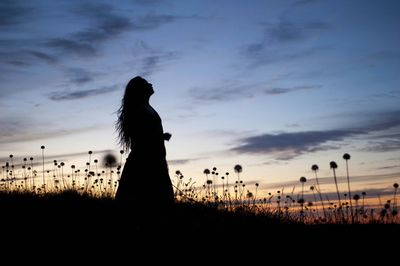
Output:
30,157,35,191
300,176,307,199
311,164,326,220
234,164,242,201
330,161,343,222
299,177,307,222
41,146,46,191
353,194,360,223
343,153,353,223
393,183,399,211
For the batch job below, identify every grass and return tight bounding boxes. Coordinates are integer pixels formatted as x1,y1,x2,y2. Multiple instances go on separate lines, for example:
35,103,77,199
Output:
1,189,398,259
1,190,398,236
1,147,399,245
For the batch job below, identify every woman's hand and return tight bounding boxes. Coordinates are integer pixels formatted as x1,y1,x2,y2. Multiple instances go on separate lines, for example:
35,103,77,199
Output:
163,132,172,141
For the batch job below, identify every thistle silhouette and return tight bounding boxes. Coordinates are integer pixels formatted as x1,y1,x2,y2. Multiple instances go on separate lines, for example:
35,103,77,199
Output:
311,164,326,221
343,153,353,223
330,161,344,222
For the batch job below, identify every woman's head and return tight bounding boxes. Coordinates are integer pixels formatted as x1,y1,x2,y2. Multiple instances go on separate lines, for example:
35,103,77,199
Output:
116,76,153,150
124,76,154,104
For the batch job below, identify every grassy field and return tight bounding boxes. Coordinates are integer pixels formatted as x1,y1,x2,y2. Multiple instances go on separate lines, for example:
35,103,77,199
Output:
1,190,398,242
1,150,399,252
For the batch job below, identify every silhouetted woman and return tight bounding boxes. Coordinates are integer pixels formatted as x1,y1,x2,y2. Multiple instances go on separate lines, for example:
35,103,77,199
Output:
115,76,174,220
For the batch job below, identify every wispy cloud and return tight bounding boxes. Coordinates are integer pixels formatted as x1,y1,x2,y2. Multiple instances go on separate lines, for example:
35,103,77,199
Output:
168,158,203,166
0,115,100,145
363,133,400,153
243,44,328,68
376,165,400,170
64,68,96,85
189,83,321,102
132,14,178,30
45,4,185,59
262,85,321,95
361,110,400,132
5,60,30,67
0,1,32,27
44,3,133,57
242,18,330,67
24,50,58,64
132,0,163,5
189,84,251,102
0,49,58,69
231,130,358,160
46,38,97,57
168,156,206,166
49,84,119,101
266,19,330,43
138,51,177,76
292,0,320,6
269,172,400,190
231,110,400,160
126,41,179,77
72,3,132,43
263,187,398,205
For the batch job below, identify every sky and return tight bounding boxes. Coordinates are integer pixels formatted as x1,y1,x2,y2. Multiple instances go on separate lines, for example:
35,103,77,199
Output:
1,0,399,200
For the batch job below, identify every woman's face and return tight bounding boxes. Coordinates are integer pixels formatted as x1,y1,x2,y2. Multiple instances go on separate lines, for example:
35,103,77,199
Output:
139,79,154,97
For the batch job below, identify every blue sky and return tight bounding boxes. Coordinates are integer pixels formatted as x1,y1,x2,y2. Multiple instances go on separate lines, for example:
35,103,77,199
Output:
1,0,399,196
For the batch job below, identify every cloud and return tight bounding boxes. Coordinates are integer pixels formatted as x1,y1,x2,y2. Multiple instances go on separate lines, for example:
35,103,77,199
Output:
5,60,30,67
131,14,178,30
267,172,400,190
0,116,100,145
189,83,321,102
0,49,58,69
231,130,359,160
263,85,321,95
264,187,398,205
189,84,252,102
363,133,400,153
292,0,320,6
0,0,32,27
366,140,400,153
286,123,301,128
243,20,329,57
168,159,196,166
376,165,400,170
25,50,58,64
132,0,162,5
65,68,95,85
168,157,205,166
46,38,97,57
44,3,133,57
266,19,330,43
241,19,330,67
349,110,400,153
361,110,400,132
168,159,192,165
138,52,177,76
45,4,183,58
231,110,400,160
243,44,327,67
72,3,132,43
49,85,119,101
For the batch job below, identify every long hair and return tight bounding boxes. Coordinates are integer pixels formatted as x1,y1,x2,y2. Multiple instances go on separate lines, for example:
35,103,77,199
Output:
116,76,149,151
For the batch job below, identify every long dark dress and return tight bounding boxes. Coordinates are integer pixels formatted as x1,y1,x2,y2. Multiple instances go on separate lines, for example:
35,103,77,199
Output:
115,104,174,215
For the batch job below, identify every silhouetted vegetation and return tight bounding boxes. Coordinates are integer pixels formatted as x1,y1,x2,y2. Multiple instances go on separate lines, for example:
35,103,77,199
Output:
1,147,399,242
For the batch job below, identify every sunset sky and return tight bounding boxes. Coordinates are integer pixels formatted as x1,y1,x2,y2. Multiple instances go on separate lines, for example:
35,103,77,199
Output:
1,0,399,199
